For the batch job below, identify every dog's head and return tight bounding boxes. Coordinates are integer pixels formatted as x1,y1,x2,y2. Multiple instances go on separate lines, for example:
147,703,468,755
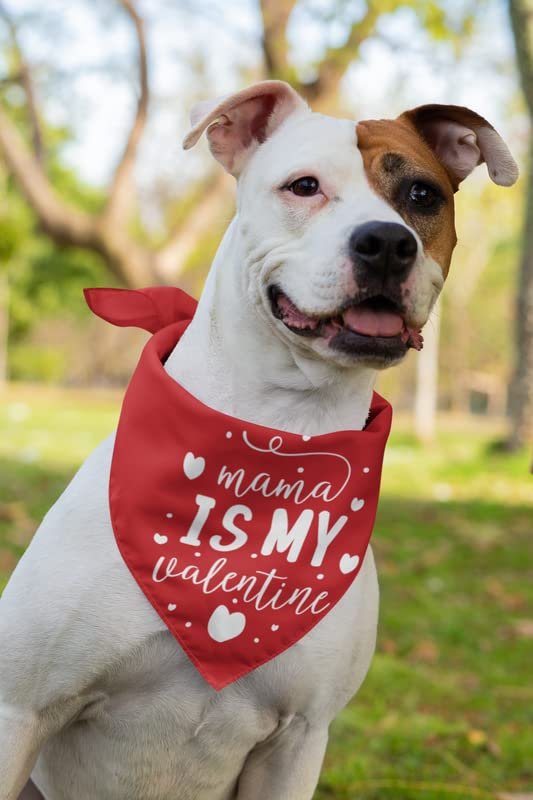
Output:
184,80,517,369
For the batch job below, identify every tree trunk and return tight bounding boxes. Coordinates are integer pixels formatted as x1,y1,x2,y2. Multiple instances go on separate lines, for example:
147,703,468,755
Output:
508,0,533,449
414,298,441,442
508,137,533,448
447,300,470,414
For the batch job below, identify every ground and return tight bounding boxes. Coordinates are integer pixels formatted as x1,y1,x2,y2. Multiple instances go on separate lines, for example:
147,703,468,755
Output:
1,384,532,800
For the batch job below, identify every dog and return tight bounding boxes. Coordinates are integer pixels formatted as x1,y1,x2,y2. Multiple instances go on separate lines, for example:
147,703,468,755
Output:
0,80,517,800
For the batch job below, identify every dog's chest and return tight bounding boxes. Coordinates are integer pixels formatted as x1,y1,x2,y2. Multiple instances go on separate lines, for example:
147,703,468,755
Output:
29,435,379,799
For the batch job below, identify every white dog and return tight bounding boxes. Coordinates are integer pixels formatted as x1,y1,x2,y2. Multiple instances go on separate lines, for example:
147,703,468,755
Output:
0,81,517,800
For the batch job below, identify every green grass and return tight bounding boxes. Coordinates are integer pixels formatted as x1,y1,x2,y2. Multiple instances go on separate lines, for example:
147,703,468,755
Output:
1,384,532,799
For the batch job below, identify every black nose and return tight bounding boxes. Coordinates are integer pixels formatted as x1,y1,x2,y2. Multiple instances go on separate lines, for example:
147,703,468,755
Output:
349,221,417,280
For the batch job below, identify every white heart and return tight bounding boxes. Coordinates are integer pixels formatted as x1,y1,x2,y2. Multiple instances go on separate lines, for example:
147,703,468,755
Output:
183,451,205,480
271,624,279,632
167,603,176,611
302,435,311,442
339,553,360,574
207,605,246,643
351,497,365,512
153,533,168,545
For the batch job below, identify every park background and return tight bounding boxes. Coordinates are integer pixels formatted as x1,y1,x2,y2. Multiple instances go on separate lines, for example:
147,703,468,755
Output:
0,1,532,798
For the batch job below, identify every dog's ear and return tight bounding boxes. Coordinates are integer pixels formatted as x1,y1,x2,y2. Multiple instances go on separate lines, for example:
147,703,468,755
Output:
183,80,308,176
399,104,519,190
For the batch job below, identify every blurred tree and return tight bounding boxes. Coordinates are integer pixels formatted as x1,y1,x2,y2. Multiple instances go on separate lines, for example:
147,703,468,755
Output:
413,298,440,442
508,0,533,449
1,0,518,437
0,192,16,384
440,180,520,414
0,171,111,384
0,0,165,288
0,41,111,384
259,0,471,110
0,159,35,385
0,0,475,287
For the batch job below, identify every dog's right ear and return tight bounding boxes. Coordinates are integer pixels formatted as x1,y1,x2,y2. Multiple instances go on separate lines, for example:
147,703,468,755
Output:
183,80,308,177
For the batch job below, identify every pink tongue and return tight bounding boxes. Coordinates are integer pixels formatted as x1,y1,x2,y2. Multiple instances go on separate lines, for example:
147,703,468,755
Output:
343,307,404,337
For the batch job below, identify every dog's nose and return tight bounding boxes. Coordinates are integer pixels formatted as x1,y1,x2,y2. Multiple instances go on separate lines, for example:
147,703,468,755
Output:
349,221,417,280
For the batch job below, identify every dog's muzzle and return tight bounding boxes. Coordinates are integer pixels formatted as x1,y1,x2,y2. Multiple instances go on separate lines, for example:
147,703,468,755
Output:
349,221,417,284
268,221,424,364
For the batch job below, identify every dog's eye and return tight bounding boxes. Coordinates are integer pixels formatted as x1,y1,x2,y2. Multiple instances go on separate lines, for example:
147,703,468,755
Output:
288,176,320,197
408,181,441,209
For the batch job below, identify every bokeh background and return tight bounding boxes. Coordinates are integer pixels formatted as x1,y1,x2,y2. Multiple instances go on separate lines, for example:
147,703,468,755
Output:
0,1,532,798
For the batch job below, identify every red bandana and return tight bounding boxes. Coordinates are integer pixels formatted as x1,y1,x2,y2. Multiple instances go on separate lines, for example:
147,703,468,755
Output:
85,286,392,690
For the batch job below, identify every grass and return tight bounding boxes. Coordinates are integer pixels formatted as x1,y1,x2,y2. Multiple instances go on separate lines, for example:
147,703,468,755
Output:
1,383,532,799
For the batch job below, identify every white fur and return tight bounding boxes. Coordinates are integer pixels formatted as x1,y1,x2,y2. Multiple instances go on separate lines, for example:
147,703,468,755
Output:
0,96,445,800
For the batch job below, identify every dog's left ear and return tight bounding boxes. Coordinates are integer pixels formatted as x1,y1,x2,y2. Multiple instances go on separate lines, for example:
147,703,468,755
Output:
399,104,519,190
183,80,308,176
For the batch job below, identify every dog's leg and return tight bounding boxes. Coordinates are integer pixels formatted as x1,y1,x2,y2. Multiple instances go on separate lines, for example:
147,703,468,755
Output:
0,553,92,800
0,587,89,800
236,717,328,800
0,707,44,800
0,692,85,800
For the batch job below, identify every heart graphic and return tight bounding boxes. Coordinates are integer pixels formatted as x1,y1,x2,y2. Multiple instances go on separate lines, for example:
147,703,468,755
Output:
207,605,246,643
183,451,205,480
339,553,360,574
271,624,279,631
167,603,176,611
350,497,365,512
153,533,168,545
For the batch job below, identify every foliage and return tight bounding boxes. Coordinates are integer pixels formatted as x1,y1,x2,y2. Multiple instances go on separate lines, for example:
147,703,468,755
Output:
5,229,112,380
438,176,523,401
0,96,111,377
0,165,33,268
8,344,65,383
0,385,531,796
7,241,110,342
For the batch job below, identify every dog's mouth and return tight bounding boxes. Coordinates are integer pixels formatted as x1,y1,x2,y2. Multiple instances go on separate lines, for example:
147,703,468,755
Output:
269,286,423,360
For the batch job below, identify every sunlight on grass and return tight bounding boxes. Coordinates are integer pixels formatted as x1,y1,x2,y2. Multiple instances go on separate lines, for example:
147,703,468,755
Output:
1,384,532,797
1,384,120,469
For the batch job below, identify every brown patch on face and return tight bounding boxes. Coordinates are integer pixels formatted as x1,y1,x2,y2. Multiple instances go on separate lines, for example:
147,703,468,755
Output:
382,152,407,174
356,117,457,275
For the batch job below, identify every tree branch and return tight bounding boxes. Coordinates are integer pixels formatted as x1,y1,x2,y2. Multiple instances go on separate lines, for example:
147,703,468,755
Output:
19,60,44,164
259,0,298,80
155,170,231,279
0,102,160,286
0,2,44,163
0,1,231,288
0,104,94,244
300,2,382,104
508,0,533,113
0,73,23,86
103,0,150,224
0,0,163,287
